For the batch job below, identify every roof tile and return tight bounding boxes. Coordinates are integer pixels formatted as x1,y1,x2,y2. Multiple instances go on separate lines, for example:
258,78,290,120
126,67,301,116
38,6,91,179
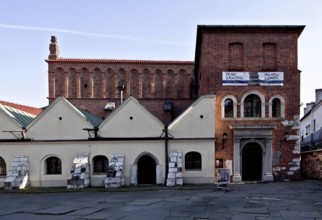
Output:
46,58,194,65
0,100,44,116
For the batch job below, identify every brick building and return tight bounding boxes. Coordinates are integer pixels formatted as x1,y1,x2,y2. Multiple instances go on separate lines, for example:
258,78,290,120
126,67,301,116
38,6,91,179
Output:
195,25,304,181
47,36,196,125
46,25,304,182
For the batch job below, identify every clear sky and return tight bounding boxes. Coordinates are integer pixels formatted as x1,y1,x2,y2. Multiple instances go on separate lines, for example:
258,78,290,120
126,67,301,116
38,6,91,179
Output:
0,0,321,116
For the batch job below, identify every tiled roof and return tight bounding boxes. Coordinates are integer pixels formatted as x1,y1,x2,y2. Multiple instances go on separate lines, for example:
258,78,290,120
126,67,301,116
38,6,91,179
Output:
0,103,37,128
78,109,103,127
46,58,194,65
0,100,43,116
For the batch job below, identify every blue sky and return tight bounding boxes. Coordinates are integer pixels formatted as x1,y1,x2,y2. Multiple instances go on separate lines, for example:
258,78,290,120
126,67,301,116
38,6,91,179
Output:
0,0,321,115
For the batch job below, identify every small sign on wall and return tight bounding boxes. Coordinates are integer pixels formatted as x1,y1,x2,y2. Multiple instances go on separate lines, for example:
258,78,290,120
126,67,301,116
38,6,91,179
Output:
217,168,230,190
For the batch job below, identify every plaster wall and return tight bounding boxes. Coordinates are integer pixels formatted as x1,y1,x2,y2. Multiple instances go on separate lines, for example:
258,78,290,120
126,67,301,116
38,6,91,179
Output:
27,100,91,140
99,98,164,138
169,140,215,184
0,140,165,187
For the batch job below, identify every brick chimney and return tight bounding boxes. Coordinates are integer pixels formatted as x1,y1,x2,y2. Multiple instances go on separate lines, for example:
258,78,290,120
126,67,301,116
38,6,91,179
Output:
48,36,60,60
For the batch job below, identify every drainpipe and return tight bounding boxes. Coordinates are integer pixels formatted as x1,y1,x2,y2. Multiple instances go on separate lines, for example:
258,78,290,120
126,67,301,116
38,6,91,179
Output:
164,125,169,185
120,84,125,103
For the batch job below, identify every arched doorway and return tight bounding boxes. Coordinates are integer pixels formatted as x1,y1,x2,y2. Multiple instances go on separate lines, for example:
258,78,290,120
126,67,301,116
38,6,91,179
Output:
138,155,156,184
242,143,262,181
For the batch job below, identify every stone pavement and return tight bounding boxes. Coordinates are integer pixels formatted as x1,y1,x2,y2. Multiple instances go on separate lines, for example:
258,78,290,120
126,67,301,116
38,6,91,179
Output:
0,180,321,220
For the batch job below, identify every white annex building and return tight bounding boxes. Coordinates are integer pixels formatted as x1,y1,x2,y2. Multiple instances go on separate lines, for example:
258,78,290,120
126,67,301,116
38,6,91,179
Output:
0,95,215,188
300,89,322,150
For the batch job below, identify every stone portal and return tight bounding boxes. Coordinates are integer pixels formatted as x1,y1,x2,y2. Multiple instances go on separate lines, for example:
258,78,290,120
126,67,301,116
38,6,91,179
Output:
231,125,274,182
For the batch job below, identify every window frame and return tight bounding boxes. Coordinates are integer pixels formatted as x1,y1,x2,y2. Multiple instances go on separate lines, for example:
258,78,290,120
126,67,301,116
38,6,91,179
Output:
0,157,6,176
244,94,262,117
92,155,109,175
45,156,62,175
185,151,202,171
269,95,285,118
241,91,265,118
222,96,237,118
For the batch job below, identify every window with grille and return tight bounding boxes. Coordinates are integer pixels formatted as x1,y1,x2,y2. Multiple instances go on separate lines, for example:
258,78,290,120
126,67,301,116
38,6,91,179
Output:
185,152,202,171
45,157,62,175
0,157,6,176
244,94,261,117
93,155,108,174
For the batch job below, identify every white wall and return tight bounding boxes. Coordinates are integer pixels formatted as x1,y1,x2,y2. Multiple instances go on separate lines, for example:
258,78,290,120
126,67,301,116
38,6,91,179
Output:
169,140,215,184
27,98,92,140
99,97,164,138
0,140,165,187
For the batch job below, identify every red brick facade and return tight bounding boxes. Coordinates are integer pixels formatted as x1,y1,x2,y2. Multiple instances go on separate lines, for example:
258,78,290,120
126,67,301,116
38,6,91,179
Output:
47,25,305,181
47,56,196,124
195,25,304,181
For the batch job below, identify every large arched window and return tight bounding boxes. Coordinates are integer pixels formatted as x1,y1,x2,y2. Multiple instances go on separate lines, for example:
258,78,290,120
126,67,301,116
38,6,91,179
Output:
93,155,108,174
0,157,6,176
185,152,202,171
244,94,262,117
45,157,62,175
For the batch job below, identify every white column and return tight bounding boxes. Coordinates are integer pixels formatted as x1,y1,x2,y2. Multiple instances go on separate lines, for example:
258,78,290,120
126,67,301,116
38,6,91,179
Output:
156,165,163,185
130,165,137,185
233,138,242,182
264,139,274,181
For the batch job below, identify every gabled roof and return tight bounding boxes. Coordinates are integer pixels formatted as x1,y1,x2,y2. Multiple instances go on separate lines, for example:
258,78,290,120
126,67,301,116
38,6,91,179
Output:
0,100,43,115
99,96,164,138
300,99,322,122
168,94,215,138
25,96,103,140
78,109,103,127
0,103,38,128
27,96,102,129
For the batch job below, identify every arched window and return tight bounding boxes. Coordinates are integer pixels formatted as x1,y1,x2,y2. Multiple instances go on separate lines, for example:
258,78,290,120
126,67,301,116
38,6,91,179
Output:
224,98,234,118
268,96,285,118
185,152,202,171
93,155,108,174
45,157,62,175
244,94,262,117
222,96,237,118
272,98,281,117
0,157,6,176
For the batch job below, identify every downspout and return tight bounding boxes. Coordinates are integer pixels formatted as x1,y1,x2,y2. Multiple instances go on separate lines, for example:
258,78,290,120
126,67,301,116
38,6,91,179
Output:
164,125,169,185
120,84,125,103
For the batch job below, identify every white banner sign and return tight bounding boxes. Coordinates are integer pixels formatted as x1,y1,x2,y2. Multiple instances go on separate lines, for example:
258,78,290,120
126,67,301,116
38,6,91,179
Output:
222,72,284,86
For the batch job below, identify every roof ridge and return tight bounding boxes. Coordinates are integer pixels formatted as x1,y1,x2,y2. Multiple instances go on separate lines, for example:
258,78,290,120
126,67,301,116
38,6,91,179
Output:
46,58,194,64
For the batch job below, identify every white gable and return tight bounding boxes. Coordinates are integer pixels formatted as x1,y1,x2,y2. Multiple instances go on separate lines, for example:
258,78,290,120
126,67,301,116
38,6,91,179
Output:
27,97,93,140
168,95,215,138
0,104,23,139
99,97,164,137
